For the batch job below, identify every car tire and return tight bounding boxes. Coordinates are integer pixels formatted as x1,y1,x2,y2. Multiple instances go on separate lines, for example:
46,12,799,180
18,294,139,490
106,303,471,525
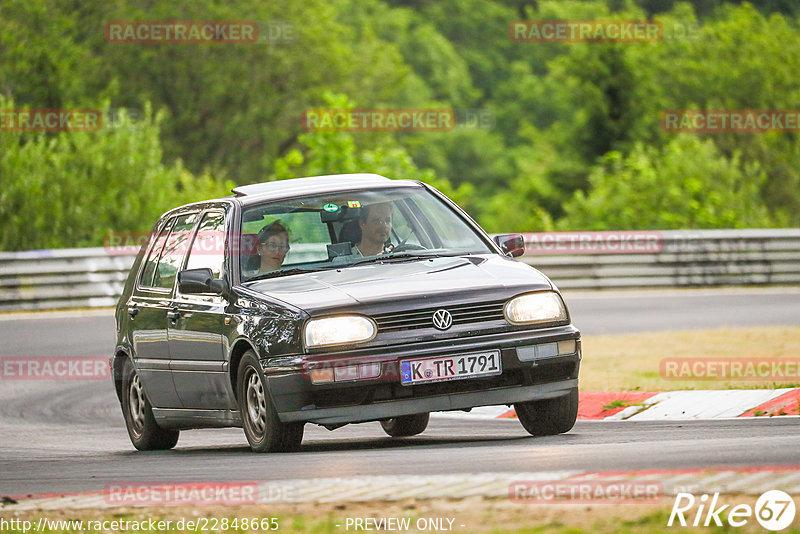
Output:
515,387,578,437
121,358,180,451
237,351,304,453
380,413,430,437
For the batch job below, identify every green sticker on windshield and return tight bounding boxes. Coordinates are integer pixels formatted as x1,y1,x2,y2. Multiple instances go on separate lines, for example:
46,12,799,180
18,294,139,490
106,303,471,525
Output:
323,203,339,212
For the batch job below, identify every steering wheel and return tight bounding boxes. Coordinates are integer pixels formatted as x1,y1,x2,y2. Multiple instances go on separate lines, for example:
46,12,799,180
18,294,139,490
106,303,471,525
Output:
390,242,428,253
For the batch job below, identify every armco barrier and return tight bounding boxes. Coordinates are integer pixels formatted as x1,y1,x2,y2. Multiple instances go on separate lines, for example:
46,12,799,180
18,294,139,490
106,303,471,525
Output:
521,229,800,289
0,229,798,311
0,248,135,312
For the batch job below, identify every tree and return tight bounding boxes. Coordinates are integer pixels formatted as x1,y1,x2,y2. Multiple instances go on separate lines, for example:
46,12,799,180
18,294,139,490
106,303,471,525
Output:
269,94,475,215
559,135,773,230
0,98,231,250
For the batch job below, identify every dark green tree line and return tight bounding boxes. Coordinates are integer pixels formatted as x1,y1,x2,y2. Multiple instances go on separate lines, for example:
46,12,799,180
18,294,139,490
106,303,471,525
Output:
1,0,798,250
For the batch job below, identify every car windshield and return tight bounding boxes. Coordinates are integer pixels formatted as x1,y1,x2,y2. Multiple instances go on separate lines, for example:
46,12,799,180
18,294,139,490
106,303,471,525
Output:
239,186,493,281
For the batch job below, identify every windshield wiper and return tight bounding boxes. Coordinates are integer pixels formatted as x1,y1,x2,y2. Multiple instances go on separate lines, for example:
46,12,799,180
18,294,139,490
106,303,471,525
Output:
244,266,328,282
247,253,460,279
349,252,449,267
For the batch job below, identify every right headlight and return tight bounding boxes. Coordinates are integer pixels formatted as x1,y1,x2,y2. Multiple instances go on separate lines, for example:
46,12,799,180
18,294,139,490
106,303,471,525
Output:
504,292,567,325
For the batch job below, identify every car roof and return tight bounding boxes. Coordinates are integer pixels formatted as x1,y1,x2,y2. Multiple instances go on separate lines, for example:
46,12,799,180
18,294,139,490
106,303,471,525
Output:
232,174,423,205
158,175,426,219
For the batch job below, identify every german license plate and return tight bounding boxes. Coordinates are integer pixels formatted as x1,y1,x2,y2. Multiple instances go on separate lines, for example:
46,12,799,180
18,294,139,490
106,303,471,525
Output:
400,350,502,385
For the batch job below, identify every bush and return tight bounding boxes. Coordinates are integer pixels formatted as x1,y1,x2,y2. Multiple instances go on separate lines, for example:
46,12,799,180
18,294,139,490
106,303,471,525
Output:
559,135,774,230
0,98,232,251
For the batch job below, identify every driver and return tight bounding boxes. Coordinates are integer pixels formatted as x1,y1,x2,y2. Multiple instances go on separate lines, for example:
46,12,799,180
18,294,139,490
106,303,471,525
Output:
355,202,394,256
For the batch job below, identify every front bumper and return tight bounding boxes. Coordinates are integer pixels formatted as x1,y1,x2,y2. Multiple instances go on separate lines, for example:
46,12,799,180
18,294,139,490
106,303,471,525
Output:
264,324,581,424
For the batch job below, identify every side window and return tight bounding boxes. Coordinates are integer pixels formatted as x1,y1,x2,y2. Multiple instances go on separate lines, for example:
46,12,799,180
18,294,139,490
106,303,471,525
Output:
153,213,200,290
184,211,226,279
392,203,426,247
139,219,174,288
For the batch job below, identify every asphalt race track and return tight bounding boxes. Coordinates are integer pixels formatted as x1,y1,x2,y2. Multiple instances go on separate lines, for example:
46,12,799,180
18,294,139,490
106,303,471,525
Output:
1,289,798,496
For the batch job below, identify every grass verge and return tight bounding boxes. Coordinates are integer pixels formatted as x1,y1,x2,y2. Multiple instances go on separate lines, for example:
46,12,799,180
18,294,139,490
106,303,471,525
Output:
2,496,797,533
579,326,800,392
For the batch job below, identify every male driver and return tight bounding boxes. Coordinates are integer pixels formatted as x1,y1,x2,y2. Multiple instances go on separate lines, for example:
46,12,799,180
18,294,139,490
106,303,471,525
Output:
355,202,393,256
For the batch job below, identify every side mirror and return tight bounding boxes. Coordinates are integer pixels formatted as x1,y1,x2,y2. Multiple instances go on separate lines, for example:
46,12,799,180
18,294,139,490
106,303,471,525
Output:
178,268,229,298
493,234,525,258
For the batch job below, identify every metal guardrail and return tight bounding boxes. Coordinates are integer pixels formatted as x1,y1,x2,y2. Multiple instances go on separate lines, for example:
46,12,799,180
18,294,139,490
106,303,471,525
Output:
521,229,800,290
0,229,798,312
0,248,134,312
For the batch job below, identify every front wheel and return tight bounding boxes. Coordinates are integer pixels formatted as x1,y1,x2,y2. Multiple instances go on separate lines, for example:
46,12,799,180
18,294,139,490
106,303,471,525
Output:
121,359,179,450
515,388,578,437
237,351,304,453
380,413,430,437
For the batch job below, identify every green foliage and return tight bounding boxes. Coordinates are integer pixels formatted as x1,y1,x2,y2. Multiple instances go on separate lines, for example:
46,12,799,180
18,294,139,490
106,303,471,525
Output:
641,3,800,221
560,135,774,230
1,0,799,251
479,124,561,232
636,0,800,18
0,98,232,250
0,0,102,107
405,128,516,192
270,94,475,215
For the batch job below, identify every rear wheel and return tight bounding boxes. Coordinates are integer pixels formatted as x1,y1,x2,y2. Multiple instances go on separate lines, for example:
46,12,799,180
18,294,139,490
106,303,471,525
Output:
237,351,304,452
515,388,578,437
121,359,179,450
380,413,430,437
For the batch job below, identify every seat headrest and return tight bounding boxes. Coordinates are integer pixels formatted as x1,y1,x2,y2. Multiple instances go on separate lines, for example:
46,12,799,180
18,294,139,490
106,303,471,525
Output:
338,220,362,245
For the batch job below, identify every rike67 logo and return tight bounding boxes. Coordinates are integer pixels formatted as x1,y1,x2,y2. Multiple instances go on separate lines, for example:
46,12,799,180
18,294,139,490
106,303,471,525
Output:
668,490,796,531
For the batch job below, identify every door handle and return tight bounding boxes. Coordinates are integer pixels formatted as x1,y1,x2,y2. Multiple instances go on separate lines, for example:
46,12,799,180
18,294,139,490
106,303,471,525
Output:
127,305,139,319
167,309,181,321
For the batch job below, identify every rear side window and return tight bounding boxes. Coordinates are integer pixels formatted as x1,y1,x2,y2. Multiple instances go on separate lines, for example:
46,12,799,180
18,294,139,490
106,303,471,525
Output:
184,211,226,279
153,213,200,290
139,219,174,288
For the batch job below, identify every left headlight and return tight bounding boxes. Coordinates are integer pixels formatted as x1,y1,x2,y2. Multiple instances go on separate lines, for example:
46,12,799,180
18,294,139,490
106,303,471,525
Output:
304,315,377,348
504,292,567,325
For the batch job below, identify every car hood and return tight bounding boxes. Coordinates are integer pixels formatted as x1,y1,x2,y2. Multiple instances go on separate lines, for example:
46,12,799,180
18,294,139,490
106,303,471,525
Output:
243,255,553,312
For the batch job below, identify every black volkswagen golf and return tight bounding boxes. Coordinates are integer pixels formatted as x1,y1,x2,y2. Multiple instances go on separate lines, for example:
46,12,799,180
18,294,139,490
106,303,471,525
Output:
112,174,581,452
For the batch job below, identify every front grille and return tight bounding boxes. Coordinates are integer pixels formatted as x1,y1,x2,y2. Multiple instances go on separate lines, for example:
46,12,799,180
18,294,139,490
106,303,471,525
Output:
373,300,506,332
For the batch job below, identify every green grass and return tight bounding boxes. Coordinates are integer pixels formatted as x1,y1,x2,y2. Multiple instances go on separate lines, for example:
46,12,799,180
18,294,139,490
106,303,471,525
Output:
7,499,800,534
580,326,800,392
602,399,630,411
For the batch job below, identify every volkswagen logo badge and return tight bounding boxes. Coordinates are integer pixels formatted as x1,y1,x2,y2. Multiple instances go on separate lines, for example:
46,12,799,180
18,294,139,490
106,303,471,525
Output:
432,309,453,330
